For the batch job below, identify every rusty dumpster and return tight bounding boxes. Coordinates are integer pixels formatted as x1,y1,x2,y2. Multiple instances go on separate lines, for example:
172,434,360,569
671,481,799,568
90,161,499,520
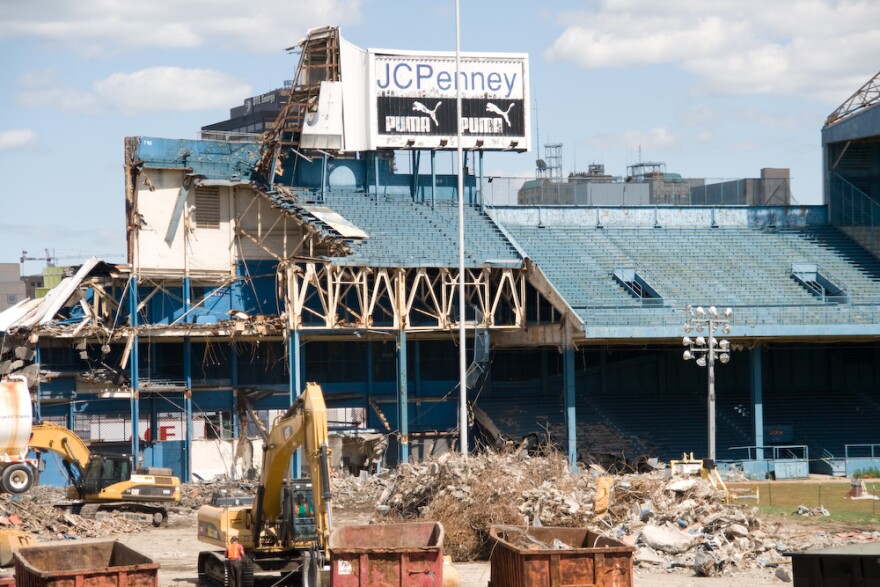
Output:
329,521,445,586
488,525,635,587
14,540,159,587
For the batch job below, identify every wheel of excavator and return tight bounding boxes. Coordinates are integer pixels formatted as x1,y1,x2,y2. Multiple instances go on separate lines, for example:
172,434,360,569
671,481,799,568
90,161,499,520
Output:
152,510,166,527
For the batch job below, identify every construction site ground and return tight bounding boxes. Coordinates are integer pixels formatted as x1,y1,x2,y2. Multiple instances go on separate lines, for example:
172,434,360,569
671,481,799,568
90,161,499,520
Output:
104,510,857,586
3,452,879,587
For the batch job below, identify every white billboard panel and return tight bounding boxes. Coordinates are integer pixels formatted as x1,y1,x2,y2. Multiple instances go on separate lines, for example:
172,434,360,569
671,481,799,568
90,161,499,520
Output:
367,51,530,151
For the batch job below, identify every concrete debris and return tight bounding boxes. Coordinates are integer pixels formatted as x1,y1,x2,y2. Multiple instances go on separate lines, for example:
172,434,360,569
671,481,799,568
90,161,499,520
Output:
693,549,720,576
641,524,694,554
366,450,880,577
6,458,879,583
0,487,147,541
775,567,793,582
795,505,830,517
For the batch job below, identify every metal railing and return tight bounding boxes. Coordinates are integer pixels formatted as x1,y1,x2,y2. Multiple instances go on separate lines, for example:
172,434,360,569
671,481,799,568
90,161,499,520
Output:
579,301,880,328
480,175,788,207
830,172,880,255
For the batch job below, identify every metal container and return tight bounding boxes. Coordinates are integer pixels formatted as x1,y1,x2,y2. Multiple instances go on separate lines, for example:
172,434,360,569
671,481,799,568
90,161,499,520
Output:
488,525,635,587
329,521,445,586
14,540,159,587
787,543,880,586
0,378,32,459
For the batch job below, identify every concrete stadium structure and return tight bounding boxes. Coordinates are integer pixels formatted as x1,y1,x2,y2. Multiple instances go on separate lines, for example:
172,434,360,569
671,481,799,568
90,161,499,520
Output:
3,33,880,483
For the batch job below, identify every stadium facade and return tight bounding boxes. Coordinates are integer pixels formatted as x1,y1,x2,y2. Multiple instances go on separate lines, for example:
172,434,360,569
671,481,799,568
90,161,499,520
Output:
2,29,879,483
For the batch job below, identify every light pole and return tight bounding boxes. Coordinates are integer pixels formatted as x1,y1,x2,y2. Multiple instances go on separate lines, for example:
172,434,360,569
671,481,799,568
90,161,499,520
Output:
682,305,732,464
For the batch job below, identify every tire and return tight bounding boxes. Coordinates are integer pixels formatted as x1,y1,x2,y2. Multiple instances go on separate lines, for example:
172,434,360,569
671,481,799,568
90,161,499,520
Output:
2,464,35,494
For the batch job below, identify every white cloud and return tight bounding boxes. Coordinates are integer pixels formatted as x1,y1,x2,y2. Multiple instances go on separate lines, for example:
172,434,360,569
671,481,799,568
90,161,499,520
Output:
0,0,362,54
586,127,678,152
93,67,251,114
15,67,251,115
0,129,38,150
545,0,880,102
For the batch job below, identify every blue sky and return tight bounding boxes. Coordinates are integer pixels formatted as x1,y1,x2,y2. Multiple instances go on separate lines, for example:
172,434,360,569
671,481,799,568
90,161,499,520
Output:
1,0,878,273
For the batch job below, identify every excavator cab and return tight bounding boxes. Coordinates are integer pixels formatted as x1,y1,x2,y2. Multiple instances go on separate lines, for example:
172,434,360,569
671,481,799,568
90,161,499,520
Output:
80,454,132,496
285,481,317,545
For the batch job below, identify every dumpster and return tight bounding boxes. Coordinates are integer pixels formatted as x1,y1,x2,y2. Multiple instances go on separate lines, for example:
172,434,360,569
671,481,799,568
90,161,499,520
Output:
329,521,445,586
488,525,635,587
787,543,880,586
14,540,159,587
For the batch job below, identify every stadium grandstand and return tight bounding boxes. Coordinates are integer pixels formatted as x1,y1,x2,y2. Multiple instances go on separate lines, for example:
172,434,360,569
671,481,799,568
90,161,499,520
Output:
2,30,879,484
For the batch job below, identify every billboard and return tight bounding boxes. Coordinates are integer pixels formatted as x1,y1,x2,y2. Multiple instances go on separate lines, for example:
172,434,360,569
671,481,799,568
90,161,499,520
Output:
367,52,530,151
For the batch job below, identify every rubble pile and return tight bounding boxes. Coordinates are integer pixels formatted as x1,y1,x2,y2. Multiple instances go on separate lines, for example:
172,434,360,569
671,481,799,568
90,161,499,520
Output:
0,487,145,540
377,450,599,560
375,451,880,575
177,480,256,510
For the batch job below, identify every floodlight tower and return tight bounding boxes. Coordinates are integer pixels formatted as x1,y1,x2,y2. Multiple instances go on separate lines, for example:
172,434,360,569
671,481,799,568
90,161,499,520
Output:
682,305,732,464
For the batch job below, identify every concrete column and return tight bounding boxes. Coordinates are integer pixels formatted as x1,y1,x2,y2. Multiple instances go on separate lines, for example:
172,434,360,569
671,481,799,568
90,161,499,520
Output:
129,276,140,464
231,344,239,438
183,277,192,482
750,347,764,460
289,329,302,478
564,344,577,468
398,330,409,464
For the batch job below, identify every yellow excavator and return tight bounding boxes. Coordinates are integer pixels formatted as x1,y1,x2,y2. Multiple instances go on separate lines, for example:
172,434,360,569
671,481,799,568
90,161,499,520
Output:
29,421,181,526
197,382,333,587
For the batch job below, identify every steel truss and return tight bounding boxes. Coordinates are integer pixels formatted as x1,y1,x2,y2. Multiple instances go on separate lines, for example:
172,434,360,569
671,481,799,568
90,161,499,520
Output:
283,262,526,332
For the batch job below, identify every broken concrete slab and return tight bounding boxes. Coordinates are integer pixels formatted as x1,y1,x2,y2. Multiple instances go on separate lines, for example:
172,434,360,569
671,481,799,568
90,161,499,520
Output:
640,524,695,554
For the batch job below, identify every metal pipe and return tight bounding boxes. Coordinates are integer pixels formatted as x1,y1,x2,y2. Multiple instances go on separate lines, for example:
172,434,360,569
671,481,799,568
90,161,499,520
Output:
455,0,468,456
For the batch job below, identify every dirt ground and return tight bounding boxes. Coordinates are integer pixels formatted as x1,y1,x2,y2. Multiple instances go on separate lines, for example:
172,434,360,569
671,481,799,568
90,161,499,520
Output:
108,510,793,587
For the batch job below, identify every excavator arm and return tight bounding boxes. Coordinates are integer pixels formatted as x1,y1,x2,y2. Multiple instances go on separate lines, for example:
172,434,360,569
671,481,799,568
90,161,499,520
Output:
254,382,332,552
28,421,92,478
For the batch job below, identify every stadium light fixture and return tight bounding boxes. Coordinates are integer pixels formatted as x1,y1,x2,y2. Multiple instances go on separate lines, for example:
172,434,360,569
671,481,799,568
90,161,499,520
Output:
682,305,733,464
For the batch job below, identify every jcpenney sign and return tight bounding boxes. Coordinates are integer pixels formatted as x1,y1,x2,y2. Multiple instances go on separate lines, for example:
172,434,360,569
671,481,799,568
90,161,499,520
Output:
363,50,530,150
373,55,526,100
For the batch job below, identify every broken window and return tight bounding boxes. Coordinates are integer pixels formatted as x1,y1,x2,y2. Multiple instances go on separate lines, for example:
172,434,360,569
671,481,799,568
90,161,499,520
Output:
194,186,220,229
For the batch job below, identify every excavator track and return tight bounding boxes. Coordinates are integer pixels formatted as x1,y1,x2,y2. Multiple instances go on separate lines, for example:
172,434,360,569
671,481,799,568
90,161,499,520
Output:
56,501,168,527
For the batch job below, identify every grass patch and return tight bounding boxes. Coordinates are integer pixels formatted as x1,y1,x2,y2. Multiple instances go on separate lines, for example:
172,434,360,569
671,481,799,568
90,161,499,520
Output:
727,480,880,526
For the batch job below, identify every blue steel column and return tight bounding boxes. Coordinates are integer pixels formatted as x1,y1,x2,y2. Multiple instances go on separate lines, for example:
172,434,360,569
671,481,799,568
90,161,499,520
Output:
431,151,436,209
374,154,380,202
129,276,140,464
750,347,764,460
183,276,192,482
478,151,484,207
34,346,42,422
321,153,328,200
398,330,409,464
231,344,239,437
564,344,577,468
289,328,302,478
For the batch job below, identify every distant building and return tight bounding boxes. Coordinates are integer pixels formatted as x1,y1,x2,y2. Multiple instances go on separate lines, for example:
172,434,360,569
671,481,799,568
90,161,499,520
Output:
626,162,706,206
0,264,26,311
201,86,290,140
517,161,790,207
692,168,791,206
